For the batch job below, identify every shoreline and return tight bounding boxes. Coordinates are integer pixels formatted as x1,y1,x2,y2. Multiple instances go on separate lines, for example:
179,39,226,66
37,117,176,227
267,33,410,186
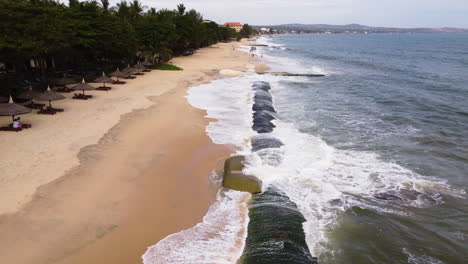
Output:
0,42,259,264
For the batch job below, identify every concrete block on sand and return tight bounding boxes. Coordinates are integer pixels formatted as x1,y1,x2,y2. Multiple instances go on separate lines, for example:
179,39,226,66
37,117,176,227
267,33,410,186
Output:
223,156,262,194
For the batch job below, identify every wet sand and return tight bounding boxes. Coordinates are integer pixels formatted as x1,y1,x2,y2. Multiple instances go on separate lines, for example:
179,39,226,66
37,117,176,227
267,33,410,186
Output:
0,43,258,264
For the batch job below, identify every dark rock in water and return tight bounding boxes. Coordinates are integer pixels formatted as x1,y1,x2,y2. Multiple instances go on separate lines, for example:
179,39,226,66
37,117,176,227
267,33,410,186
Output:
254,98,273,106
374,192,402,201
399,189,423,200
252,81,271,91
254,95,273,102
252,120,276,133
240,187,318,264
253,110,279,119
253,116,275,126
253,111,277,121
251,136,284,152
374,189,427,202
254,90,272,99
253,102,276,113
253,126,275,134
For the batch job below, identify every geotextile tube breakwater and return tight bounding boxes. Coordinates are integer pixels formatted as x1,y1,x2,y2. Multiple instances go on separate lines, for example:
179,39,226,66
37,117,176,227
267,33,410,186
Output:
239,187,318,264
235,81,317,263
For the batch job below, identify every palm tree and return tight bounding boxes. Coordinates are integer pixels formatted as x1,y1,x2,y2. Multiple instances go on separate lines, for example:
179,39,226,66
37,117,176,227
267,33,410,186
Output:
116,0,130,18
176,3,186,16
99,0,110,12
129,0,146,18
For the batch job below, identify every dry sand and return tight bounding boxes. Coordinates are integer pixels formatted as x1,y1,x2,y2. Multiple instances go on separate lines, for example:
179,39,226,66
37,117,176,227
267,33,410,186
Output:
0,43,260,264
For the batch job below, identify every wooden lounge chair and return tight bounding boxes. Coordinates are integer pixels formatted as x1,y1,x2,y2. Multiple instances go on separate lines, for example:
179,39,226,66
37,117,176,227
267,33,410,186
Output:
113,80,126,85
0,126,23,132
0,123,32,131
72,93,93,100
95,86,112,91
38,107,63,115
55,87,74,93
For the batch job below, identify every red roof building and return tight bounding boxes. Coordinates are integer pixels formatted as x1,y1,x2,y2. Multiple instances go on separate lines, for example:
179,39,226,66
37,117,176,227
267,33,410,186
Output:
224,22,243,32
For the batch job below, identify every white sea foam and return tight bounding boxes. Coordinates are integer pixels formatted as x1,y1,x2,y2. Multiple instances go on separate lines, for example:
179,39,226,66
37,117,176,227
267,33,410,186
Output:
144,37,465,263
142,190,250,264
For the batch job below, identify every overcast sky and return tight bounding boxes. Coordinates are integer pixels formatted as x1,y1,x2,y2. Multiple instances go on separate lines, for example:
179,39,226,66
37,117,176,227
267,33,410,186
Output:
80,0,468,28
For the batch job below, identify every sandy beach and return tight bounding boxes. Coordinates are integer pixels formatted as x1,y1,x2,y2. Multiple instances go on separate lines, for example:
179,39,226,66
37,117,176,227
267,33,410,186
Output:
0,42,257,264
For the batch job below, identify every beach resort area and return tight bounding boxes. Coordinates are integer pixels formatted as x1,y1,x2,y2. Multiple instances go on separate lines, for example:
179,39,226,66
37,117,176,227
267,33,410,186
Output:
2,1,468,264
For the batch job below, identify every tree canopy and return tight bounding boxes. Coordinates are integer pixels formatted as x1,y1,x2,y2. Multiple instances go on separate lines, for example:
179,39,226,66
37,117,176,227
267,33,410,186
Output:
0,0,253,95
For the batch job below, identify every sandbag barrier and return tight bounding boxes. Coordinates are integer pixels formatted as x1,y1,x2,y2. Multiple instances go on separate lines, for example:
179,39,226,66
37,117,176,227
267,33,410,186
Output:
236,81,319,263
239,187,319,264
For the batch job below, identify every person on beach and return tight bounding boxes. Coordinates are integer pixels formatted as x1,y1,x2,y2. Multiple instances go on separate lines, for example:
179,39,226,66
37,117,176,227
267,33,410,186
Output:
13,117,22,129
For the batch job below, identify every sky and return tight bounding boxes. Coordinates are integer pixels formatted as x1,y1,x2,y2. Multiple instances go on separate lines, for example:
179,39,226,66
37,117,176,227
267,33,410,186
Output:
74,0,468,28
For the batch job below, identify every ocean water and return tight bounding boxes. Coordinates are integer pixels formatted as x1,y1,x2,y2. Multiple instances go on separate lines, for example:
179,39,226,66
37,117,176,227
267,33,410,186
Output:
144,34,468,263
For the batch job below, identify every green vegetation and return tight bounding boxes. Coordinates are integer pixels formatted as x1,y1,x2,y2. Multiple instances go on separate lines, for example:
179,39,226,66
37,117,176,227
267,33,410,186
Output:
0,0,256,95
151,64,183,71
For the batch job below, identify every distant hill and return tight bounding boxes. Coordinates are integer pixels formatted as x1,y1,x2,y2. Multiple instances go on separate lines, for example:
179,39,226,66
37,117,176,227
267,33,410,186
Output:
255,23,468,34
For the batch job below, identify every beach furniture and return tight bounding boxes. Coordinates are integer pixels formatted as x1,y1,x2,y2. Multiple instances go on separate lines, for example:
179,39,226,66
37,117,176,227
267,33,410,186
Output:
71,79,95,100
133,63,146,75
17,85,45,109
122,64,137,79
36,86,66,114
110,68,127,84
141,61,152,72
0,97,32,132
94,72,114,91
52,75,77,93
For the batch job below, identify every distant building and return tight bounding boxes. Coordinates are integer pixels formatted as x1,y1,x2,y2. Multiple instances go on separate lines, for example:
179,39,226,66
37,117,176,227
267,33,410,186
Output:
224,22,243,32
202,19,216,24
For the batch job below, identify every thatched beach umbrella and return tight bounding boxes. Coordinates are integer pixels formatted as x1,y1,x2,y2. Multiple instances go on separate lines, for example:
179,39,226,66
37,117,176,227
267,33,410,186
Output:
94,72,114,90
52,75,77,93
110,67,127,84
36,86,65,110
122,64,135,75
53,75,77,86
142,60,152,66
0,97,32,122
133,63,147,75
71,78,95,99
17,85,44,109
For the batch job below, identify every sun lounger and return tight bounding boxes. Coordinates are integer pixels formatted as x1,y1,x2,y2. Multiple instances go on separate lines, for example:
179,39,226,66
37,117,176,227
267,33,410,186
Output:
1,123,32,131
38,107,63,115
55,87,74,93
0,127,22,132
95,86,112,91
72,94,93,100
24,102,45,110
123,76,136,79
134,72,144,76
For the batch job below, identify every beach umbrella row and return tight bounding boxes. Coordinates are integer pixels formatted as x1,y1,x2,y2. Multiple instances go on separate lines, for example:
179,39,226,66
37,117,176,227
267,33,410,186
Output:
1,64,149,129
